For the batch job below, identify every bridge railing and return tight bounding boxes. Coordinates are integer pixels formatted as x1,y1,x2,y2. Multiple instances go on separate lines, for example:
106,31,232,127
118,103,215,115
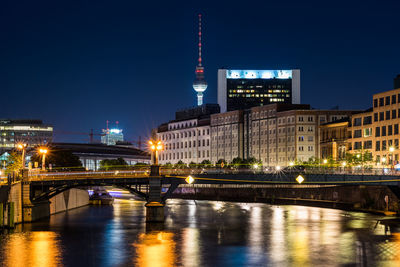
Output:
28,169,150,181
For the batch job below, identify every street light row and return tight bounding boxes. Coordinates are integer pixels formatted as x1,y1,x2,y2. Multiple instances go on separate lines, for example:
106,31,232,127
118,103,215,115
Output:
16,143,48,171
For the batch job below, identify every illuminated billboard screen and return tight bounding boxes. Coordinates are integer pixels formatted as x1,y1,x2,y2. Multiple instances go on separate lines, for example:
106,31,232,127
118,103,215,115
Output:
226,70,292,79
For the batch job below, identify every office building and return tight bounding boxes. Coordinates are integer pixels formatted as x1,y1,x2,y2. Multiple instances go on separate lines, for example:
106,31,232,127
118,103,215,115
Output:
348,78,400,165
101,128,124,146
218,69,300,113
211,103,357,166
0,119,53,152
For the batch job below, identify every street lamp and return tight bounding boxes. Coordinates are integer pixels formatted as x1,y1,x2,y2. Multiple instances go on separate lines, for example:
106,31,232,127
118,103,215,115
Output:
149,140,163,165
16,143,27,170
323,159,328,164
38,147,48,171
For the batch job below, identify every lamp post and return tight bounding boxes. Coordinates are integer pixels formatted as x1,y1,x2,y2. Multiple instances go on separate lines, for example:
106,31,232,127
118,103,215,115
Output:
16,143,27,171
39,147,48,171
149,140,163,176
389,146,395,172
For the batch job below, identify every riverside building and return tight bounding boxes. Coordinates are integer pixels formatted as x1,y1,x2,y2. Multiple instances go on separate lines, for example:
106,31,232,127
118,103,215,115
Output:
156,104,219,165
211,103,358,167
348,76,400,166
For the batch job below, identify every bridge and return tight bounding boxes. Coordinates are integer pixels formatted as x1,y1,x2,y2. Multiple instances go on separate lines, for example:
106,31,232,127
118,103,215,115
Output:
3,167,400,223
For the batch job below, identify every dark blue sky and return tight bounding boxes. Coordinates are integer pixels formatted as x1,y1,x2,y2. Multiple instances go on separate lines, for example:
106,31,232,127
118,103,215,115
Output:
1,0,399,143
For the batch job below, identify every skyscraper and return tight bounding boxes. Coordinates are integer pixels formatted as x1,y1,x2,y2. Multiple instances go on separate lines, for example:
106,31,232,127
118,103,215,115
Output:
192,14,208,106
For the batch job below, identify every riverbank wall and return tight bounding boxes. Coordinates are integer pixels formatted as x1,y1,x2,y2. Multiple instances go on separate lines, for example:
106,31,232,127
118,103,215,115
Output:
1,182,89,226
171,184,400,214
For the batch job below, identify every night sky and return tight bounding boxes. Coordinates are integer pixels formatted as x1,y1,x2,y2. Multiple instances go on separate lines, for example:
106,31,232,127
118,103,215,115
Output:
1,0,399,143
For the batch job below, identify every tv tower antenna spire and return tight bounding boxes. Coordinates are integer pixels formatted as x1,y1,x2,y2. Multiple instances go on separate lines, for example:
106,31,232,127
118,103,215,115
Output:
192,14,208,106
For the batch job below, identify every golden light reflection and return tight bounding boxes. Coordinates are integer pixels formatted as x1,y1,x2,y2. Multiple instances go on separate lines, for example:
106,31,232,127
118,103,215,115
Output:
182,228,200,267
134,231,175,267
5,232,62,267
269,207,286,264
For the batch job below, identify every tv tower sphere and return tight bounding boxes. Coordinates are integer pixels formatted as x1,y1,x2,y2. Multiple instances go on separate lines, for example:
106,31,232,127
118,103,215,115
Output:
192,14,208,106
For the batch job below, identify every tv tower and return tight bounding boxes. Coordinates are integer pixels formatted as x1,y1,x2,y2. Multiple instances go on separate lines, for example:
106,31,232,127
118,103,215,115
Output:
192,14,208,106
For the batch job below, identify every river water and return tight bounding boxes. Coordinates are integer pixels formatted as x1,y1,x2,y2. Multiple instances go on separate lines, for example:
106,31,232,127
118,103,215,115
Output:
1,197,400,267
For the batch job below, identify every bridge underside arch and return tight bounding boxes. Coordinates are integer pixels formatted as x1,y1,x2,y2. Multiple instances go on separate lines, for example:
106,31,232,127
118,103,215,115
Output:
31,182,149,202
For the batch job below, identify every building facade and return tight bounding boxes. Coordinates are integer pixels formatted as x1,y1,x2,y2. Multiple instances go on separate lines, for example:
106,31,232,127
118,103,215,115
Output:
211,104,357,167
156,104,219,165
348,87,400,166
101,128,124,145
319,118,350,161
0,119,53,152
218,69,301,113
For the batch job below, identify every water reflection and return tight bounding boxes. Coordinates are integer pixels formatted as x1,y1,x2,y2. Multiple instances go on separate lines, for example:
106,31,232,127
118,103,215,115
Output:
3,231,62,267
1,199,400,266
134,231,176,267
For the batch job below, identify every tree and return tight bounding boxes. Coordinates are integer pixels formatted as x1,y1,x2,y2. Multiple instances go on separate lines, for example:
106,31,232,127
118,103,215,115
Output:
231,157,243,169
99,157,128,171
31,149,84,171
175,160,186,169
5,151,23,174
242,157,261,168
189,161,197,169
200,159,212,168
163,162,173,169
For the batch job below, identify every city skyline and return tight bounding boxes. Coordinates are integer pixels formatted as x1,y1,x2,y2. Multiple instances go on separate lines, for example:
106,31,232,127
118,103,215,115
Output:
1,0,399,143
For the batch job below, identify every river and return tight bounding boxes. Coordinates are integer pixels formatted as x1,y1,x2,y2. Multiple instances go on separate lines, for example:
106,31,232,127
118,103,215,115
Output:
1,196,400,266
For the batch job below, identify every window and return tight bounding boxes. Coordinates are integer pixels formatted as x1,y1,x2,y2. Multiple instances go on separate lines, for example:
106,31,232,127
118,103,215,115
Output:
380,112,384,121
386,96,390,105
299,146,304,151
376,141,380,151
298,126,304,132
386,110,391,120
307,116,313,122
382,140,387,150
298,136,304,141
393,110,397,119
393,95,397,104
389,125,393,136
363,128,372,137
354,130,362,138
374,99,378,108
298,116,304,122
382,126,387,136
354,142,362,150
308,146,314,151
395,124,399,135
379,97,384,106
363,116,372,125
353,118,362,126
375,127,380,137
374,113,378,122
396,139,399,149
364,140,372,149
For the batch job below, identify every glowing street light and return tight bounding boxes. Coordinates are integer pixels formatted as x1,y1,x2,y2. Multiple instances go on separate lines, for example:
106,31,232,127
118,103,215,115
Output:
253,163,259,169
323,159,328,164
149,140,163,165
289,162,294,166
275,166,281,171
16,143,27,170
38,147,48,171
186,175,195,184
342,162,347,167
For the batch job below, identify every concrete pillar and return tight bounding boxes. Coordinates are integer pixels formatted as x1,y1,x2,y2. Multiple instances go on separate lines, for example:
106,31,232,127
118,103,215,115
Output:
145,175,165,222
21,171,34,223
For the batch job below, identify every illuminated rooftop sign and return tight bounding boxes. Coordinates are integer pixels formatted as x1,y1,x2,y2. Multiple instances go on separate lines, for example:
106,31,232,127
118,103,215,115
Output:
110,129,122,134
226,70,292,79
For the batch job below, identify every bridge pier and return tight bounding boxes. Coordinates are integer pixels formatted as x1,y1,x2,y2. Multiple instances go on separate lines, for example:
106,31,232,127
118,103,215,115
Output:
146,166,165,222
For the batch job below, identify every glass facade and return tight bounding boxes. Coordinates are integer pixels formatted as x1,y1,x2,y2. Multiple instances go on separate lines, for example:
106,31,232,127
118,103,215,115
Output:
226,78,293,111
0,120,53,152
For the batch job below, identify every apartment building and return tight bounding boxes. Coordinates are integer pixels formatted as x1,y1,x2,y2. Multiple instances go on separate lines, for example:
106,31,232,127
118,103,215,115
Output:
319,118,350,161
